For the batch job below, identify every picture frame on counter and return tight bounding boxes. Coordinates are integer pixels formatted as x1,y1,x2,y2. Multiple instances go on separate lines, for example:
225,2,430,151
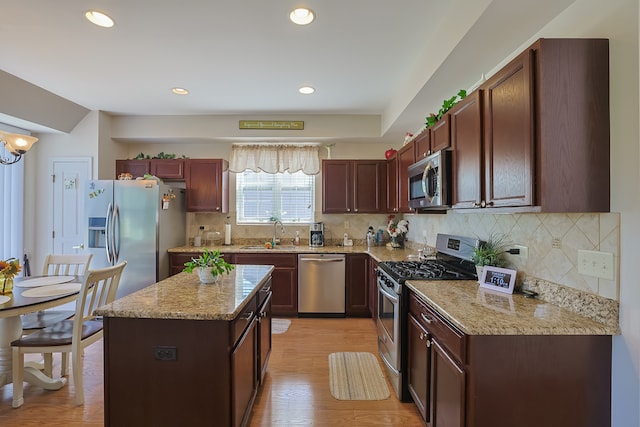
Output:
478,266,517,294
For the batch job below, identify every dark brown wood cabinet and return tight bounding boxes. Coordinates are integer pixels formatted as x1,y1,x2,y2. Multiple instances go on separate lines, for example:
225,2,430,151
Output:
150,159,184,179
103,280,270,427
414,129,431,160
482,48,535,208
397,142,416,213
233,253,297,316
346,253,370,317
322,160,387,213
115,159,149,178
408,290,612,427
169,251,232,277
430,116,451,153
407,312,430,421
451,90,484,208
368,258,378,320
451,38,609,212
184,158,229,212
115,159,184,180
386,155,399,213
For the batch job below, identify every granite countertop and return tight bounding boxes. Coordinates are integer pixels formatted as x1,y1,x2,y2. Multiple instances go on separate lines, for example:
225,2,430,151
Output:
405,280,619,336
168,244,414,263
95,264,274,321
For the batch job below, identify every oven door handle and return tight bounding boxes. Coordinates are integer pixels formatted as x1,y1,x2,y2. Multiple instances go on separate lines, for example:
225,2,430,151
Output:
379,347,400,375
377,281,399,304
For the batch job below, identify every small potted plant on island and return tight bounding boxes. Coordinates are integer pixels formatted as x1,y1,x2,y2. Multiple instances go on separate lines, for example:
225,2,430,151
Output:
183,248,234,284
471,234,509,279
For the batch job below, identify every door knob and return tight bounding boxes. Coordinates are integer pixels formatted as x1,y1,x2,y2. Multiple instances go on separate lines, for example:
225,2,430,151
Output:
72,244,85,249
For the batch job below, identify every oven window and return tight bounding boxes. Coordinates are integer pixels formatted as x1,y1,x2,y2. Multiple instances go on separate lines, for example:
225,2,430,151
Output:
378,290,396,341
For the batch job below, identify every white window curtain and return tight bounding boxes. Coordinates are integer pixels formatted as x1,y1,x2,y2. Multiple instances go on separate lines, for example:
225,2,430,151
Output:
229,144,320,175
0,147,25,262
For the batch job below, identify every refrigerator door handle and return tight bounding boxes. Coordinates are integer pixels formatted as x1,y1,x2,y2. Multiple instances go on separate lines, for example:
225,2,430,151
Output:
113,204,120,263
105,202,114,264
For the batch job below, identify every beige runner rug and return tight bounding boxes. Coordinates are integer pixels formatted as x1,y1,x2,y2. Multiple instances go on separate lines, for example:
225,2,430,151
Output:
328,352,391,400
272,318,291,334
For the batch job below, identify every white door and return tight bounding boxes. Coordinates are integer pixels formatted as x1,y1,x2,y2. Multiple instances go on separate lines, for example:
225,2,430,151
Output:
49,157,92,254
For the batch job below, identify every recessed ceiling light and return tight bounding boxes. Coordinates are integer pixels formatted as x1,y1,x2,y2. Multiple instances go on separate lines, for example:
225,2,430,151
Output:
290,8,315,25
299,86,315,95
85,10,115,28
172,87,189,95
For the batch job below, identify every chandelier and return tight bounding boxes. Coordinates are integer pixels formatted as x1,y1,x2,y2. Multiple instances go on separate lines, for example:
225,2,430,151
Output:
0,131,38,165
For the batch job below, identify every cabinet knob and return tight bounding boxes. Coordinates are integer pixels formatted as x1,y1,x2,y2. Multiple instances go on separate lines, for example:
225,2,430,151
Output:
420,312,433,324
346,208,351,212
419,332,425,340
474,201,482,208
426,339,431,348
354,209,358,212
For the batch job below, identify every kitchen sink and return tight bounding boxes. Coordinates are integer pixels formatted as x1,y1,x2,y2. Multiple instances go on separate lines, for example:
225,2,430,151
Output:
240,245,297,250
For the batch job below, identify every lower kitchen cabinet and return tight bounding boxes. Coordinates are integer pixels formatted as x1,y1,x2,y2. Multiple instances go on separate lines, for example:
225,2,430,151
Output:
168,251,232,277
408,290,611,427
234,253,298,316
346,253,370,317
232,315,258,427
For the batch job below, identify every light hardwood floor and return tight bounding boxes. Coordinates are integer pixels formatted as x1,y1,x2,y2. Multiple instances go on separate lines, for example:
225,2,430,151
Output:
0,318,423,426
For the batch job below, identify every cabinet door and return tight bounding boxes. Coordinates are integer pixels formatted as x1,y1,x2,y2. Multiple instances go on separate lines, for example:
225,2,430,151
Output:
451,91,483,208
184,159,229,212
115,160,149,179
386,155,399,213
482,49,534,208
234,253,298,316
414,129,431,160
232,317,257,427
408,314,430,422
397,141,416,213
352,161,386,213
346,253,370,317
430,116,451,153
430,339,465,427
168,252,201,276
368,258,378,320
150,159,184,180
322,160,351,213
257,292,272,385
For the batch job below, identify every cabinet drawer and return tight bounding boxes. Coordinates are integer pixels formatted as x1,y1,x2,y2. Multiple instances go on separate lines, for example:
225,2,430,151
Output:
231,296,257,347
409,292,465,363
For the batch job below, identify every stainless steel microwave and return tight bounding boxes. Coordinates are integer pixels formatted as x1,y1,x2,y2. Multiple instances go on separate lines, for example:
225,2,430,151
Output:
407,150,452,210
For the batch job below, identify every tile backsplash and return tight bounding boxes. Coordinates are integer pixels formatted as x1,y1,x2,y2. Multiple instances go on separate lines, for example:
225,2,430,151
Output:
405,211,620,301
187,211,620,302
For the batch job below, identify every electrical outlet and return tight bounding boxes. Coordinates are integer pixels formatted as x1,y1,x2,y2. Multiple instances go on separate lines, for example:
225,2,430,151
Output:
578,250,615,280
552,238,562,249
511,245,529,260
154,346,177,361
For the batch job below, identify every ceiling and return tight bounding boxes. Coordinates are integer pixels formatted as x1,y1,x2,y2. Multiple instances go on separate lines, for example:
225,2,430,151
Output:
0,0,576,145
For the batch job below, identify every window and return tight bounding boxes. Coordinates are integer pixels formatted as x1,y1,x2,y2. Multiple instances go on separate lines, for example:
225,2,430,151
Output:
236,170,314,224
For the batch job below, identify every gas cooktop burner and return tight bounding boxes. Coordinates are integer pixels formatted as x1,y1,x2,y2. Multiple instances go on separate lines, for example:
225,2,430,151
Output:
379,258,476,282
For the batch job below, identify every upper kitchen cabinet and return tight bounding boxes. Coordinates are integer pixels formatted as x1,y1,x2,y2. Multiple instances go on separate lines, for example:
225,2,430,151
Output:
184,159,229,212
453,38,610,212
386,154,399,213
397,141,416,213
115,160,149,179
115,159,184,180
451,90,484,208
322,160,387,214
429,115,451,153
414,128,431,160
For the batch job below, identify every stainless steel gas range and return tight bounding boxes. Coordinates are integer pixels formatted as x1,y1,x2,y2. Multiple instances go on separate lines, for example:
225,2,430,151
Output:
375,233,480,401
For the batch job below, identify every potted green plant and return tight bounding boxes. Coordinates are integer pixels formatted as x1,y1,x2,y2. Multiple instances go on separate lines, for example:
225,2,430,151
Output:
471,234,509,278
183,248,234,284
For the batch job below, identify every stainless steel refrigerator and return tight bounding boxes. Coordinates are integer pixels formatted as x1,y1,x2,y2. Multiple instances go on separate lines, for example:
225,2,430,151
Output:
86,180,185,298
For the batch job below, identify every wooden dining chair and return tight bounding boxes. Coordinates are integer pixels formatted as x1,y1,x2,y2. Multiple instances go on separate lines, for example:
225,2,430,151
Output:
21,253,93,332
11,261,127,408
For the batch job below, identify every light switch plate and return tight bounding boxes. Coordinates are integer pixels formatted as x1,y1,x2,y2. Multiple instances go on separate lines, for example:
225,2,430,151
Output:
577,250,615,280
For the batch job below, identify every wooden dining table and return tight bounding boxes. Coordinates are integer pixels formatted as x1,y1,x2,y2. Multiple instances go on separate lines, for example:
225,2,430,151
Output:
0,275,81,393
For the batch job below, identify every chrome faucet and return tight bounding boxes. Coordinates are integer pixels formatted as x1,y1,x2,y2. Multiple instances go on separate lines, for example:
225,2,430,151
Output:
273,220,285,246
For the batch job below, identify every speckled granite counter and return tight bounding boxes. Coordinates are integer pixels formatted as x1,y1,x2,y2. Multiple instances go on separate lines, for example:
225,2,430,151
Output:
95,264,274,321
405,280,619,336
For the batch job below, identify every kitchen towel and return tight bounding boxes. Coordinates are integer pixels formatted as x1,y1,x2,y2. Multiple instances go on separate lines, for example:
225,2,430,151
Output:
328,352,390,400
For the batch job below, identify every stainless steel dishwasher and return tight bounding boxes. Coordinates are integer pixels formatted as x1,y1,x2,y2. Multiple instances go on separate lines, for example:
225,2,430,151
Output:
298,254,345,316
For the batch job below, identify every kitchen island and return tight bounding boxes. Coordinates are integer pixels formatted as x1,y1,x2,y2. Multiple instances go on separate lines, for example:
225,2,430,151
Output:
95,265,274,427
